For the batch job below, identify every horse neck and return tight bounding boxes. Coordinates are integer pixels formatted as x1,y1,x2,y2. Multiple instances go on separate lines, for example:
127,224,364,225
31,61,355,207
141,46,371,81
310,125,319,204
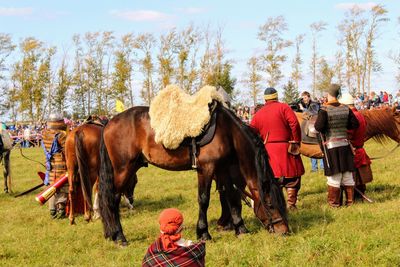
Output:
363,109,400,143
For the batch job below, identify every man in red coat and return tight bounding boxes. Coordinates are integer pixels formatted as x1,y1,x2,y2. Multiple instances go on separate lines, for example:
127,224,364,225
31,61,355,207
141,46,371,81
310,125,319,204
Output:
250,87,305,210
339,93,373,202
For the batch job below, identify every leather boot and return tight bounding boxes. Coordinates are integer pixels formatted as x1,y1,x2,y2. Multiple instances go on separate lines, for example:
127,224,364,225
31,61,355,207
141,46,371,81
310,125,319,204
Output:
286,188,298,211
56,203,66,219
327,186,341,208
344,186,354,206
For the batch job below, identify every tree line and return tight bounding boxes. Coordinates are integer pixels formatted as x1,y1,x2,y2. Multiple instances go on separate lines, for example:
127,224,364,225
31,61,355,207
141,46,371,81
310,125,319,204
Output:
0,4,398,122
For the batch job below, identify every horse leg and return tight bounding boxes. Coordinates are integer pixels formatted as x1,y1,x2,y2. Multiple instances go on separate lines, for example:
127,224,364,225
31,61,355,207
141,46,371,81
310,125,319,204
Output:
222,181,249,236
196,172,213,241
3,151,11,193
93,182,100,219
217,189,234,230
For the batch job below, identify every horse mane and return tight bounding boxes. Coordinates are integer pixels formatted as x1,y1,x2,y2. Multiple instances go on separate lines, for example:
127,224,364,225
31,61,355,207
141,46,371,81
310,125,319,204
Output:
220,105,287,224
361,108,399,144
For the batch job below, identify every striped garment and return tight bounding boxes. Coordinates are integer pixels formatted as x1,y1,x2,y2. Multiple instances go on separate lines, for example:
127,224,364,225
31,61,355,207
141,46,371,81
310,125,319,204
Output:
42,129,67,187
142,238,205,267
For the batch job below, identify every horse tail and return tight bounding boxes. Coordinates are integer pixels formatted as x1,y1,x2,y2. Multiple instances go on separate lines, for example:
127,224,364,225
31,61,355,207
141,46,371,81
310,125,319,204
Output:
98,131,120,240
75,129,93,209
255,139,288,224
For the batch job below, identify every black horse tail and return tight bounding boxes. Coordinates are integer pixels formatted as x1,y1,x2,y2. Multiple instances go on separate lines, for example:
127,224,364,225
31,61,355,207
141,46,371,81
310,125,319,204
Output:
75,129,93,209
98,132,120,240
255,144,288,225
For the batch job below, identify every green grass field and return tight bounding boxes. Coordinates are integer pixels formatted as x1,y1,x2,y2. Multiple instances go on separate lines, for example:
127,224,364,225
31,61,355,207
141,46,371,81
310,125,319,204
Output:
0,141,399,266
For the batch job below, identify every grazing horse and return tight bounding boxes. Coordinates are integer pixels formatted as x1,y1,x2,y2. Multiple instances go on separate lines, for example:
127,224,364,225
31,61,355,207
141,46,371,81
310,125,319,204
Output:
297,107,400,158
65,122,136,225
99,103,289,246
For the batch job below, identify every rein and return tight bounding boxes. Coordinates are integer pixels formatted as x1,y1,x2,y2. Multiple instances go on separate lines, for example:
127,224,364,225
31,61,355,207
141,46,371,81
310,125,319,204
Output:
15,141,46,169
369,142,400,160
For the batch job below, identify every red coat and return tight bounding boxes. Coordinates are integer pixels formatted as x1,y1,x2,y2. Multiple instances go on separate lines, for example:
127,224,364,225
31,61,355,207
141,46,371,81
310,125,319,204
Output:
250,101,305,178
348,107,371,168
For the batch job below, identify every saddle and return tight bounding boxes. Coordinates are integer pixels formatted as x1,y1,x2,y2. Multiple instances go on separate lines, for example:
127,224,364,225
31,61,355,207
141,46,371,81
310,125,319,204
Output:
182,101,218,168
149,84,224,150
300,110,319,145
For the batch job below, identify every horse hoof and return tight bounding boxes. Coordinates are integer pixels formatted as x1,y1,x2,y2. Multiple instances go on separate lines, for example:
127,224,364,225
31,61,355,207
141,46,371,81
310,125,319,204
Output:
217,222,234,232
93,212,100,220
199,232,212,241
4,189,8,194
235,225,249,236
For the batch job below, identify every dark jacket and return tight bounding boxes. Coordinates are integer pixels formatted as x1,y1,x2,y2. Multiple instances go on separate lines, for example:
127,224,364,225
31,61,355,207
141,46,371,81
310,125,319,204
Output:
314,100,359,176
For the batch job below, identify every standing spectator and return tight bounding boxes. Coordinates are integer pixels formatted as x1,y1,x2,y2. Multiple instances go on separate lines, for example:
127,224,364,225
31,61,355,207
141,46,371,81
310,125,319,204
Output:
298,91,324,172
315,84,359,207
250,87,305,210
142,208,206,267
42,113,68,219
23,126,31,148
339,93,373,202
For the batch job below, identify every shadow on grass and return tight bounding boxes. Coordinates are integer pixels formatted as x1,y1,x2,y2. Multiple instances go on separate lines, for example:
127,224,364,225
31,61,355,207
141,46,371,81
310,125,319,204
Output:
367,183,400,202
300,185,326,197
241,208,334,235
128,194,186,212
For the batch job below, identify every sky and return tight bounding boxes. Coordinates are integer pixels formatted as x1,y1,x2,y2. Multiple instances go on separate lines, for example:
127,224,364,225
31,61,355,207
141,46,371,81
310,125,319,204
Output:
1,0,400,105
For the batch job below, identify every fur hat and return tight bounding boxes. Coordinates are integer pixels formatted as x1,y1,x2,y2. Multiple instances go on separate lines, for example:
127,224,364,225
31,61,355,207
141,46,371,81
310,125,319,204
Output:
339,93,354,105
325,84,341,98
47,113,66,130
264,87,278,100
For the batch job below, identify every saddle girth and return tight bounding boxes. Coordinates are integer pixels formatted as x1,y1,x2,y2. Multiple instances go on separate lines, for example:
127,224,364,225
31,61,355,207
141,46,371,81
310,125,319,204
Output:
189,101,218,169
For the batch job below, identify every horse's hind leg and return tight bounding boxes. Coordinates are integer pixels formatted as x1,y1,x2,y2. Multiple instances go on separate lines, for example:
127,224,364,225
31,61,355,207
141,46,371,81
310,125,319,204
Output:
3,152,11,193
218,167,248,236
196,172,213,240
217,189,234,230
93,182,100,220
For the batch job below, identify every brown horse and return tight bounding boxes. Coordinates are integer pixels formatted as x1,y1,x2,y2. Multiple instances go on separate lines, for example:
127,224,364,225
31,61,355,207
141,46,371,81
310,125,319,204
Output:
66,122,136,225
297,107,400,158
99,103,289,245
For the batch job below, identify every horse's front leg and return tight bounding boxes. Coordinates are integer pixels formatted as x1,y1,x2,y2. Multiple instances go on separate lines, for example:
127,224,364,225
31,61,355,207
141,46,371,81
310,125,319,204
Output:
196,173,213,240
223,181,249,236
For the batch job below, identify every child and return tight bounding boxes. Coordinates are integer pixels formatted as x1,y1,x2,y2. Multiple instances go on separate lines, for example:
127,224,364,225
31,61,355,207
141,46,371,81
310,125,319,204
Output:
142,208,206,267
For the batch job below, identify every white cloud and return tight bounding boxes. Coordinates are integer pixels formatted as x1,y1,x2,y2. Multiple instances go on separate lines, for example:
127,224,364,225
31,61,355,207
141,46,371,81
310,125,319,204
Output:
110,9,171,22
0,7,33,16
335,2,378,11
177,7,206,14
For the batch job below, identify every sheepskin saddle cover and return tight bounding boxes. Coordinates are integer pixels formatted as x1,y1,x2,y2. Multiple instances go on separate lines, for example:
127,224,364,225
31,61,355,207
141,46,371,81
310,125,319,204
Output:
149,84,224,149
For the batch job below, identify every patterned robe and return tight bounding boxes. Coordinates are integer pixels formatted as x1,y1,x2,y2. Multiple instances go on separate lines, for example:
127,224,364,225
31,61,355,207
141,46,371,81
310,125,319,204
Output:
142,238,205,267
42,128,67,187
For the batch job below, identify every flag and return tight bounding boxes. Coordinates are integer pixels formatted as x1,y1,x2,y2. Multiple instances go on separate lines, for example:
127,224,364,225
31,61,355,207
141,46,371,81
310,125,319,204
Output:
115,99,125,113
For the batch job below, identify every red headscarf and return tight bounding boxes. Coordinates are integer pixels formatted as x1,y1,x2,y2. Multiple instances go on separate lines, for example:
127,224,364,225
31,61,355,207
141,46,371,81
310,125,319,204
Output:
158,208,184,251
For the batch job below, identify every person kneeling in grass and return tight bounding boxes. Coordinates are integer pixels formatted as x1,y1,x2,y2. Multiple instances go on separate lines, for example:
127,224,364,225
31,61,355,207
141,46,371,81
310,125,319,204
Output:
142,208,206,267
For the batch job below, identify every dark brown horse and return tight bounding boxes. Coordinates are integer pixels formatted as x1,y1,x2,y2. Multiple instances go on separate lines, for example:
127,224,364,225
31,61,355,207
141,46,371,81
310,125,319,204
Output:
298,107,400,158
99,103,288,245
65,122,136,225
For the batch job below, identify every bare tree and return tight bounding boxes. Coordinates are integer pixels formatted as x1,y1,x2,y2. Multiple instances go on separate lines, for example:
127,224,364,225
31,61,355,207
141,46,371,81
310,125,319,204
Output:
135,33,156,105
291,34,305,90
338,7,366,93
363,5,388,94
242,56,263,106
258,16,292,88
310,21,327,95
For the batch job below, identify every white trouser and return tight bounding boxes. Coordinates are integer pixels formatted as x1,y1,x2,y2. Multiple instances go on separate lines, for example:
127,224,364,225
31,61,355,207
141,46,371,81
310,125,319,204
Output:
327,171,355,188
